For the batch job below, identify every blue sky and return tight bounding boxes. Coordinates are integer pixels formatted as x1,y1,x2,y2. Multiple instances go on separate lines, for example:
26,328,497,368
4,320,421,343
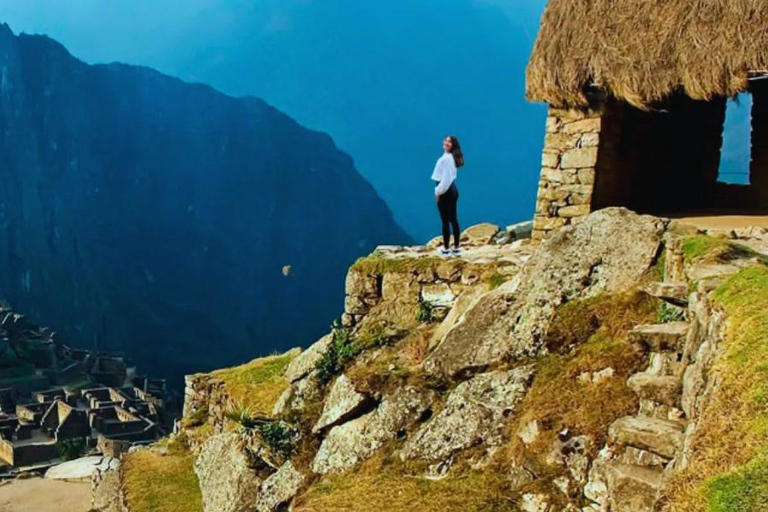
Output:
0,0,550,240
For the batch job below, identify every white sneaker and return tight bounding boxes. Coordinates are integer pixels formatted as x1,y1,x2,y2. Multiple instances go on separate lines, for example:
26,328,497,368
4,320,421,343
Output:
451,247,462,256
438,247,451,257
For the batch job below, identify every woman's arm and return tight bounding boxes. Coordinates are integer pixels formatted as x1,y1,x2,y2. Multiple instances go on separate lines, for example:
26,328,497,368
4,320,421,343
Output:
434,158,456,196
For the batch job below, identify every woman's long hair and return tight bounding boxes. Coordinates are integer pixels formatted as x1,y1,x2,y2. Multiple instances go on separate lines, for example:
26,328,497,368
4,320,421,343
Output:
448,135,465,168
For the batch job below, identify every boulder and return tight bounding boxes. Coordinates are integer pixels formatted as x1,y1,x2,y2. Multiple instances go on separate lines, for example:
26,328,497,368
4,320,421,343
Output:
312,387,434,474
255,461,305,512
420,283,456,308
401,366,534,462
605,462,664,512
427,209,667,378
273,370,322,416
312,374,371,434
608,416,684,459
345,270,380,297
284,334,333,383
508,220,534,240
461,223,501,247
194,433,261,512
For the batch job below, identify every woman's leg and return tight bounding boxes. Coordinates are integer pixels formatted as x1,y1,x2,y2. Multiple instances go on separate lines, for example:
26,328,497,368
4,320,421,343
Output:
449,189,460,248
437,196,451,249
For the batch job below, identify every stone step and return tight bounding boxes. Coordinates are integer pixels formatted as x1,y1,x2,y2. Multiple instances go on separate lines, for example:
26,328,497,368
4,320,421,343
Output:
609,416,685,459
618,446,668,470
644,282,689,306
638,399,686,424
629,322,688,353
604,461,664,512
627,372,682,407
647,352,683,377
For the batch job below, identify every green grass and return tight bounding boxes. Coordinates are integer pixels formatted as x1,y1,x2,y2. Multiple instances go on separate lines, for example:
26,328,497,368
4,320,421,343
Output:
485,272,509,290
208,351,296,416
706,452,768,512
681,235,756,264
351,254,465,275
667,265,768,512
123,449,203,512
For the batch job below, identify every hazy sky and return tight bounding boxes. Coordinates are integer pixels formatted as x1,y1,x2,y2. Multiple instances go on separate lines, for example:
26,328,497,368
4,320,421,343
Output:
0,0,549,240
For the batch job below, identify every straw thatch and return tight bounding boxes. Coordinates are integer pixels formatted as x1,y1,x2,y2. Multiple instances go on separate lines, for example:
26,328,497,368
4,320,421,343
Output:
527,0,768,108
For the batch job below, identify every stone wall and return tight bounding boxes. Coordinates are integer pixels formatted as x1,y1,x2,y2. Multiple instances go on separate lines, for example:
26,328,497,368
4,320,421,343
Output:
532,107,602,240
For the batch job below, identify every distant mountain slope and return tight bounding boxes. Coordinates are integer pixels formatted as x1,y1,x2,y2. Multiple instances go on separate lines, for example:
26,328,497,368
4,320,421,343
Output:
0,23,411,383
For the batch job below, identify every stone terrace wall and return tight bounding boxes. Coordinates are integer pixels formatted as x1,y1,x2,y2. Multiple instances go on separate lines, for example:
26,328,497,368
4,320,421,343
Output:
533,107,602,240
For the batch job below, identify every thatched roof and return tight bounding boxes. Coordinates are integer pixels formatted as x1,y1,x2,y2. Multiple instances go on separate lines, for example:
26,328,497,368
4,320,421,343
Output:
526,0,768,108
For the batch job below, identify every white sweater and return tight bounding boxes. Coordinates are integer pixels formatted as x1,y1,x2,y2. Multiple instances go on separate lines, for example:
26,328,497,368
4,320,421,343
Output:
431,153,457,196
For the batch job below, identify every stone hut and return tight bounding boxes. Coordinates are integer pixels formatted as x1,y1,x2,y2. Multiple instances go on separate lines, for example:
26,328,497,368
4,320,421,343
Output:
527,1,768,239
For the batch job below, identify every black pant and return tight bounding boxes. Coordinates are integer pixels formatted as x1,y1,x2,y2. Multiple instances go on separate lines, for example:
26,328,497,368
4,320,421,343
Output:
437,183,460,249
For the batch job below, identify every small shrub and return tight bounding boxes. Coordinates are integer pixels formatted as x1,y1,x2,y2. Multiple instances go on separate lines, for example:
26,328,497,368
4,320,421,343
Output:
226,404,296,457
315,323,356,386
657,302,685,323
181,404,208,428
486,272,508,290
259,421,295,458
415,300,438,324
57,437,87,461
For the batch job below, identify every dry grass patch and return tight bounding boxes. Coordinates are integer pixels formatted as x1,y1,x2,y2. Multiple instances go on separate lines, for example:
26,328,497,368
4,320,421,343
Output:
665,265,768,512
293,462,516,512
510,291,655,462
122,447,202,512
209,351,296,415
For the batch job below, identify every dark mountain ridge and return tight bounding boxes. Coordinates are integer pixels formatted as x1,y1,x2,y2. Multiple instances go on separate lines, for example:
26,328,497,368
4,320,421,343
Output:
0,23,411,383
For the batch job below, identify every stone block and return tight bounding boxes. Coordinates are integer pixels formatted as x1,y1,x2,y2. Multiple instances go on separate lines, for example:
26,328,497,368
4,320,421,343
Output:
545,132,581,151
534,216,567,231
579,132,600,147
562,117,602,134
541,167,563,183
577,168,596,185
345,271,379,297
542,152,560,168
558,205,591,218
546,116,561,133
561,147,598,169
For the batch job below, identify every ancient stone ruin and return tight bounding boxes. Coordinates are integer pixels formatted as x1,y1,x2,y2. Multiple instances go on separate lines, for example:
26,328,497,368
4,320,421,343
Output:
0,308,167,471
527,0,768,240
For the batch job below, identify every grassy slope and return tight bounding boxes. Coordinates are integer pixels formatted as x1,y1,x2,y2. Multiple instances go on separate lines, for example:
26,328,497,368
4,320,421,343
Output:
122,445,203,512
667,264,768,512
208,351,296,415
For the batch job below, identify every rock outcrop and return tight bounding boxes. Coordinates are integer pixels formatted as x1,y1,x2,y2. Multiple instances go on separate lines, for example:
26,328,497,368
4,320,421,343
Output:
194,434,262,512
426,208,666,378
402,366,534,462
160,212,768,512
312,387,434,474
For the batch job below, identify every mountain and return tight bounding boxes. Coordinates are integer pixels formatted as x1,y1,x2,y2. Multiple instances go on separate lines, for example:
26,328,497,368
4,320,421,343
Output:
0,23,411,383
0,0,549,241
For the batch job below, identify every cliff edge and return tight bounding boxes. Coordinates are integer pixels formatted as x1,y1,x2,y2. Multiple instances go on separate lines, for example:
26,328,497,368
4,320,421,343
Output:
96,209,768,512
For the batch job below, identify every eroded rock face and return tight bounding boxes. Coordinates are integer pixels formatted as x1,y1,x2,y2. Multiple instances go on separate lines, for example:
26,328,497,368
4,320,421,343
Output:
426,208,666,378
312,387,434,474
284,335,333,383
255,461,305,512
273,371,322,417
401,366,534,462
313,374,371,433
194,433,261,512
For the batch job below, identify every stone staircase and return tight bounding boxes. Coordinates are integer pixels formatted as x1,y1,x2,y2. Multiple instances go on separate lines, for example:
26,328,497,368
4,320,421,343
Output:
600,284,692,511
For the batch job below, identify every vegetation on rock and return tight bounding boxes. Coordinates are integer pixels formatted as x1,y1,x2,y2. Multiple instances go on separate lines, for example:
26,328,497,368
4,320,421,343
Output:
208,352,296,415
667,264,768,512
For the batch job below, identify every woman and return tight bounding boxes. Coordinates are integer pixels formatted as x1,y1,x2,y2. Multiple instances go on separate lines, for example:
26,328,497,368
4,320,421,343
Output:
432,135,464,256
